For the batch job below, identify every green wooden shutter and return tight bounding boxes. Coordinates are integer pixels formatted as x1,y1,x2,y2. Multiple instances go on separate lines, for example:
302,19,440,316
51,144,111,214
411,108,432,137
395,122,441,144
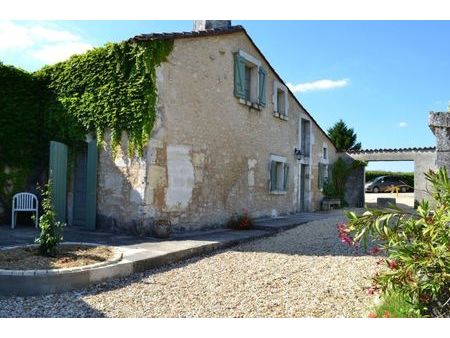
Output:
258,67,266,107
270,160,277,191
234,53,245,99
49,141,68,223
327,164,333,184
283,163,289,191
85,140,98,230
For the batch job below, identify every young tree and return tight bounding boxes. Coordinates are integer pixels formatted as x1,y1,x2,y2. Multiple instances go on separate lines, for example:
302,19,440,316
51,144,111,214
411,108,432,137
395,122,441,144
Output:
327,119,362,152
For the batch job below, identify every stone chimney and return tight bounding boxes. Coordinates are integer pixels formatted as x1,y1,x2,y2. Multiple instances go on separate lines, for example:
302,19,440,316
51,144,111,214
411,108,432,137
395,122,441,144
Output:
429,111,450,173
193,20,231,31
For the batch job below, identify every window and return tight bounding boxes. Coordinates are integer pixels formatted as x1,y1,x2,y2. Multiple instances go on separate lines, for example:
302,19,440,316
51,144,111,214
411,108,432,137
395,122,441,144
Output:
300,119,311,157
323,146,328,160
234,50,266,108
273,81,289,119
318,162,332,190
269,155,289,193
244,65,252,101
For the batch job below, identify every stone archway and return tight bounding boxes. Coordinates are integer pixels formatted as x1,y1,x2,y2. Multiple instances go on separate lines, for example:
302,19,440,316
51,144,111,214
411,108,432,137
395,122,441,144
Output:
341,111,449,208
346,147,436,206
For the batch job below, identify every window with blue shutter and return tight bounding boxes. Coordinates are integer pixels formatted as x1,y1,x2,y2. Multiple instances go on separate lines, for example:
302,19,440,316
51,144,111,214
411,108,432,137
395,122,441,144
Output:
234,50,266,110
269,156,289,193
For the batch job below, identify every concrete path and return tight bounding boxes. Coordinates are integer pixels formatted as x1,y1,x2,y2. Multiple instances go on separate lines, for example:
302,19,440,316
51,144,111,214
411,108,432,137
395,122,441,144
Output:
0,210,343,249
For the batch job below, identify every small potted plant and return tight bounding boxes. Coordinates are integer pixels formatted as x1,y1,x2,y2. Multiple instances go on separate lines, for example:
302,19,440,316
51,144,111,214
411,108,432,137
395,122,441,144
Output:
152,216,172,239
228,208,253,230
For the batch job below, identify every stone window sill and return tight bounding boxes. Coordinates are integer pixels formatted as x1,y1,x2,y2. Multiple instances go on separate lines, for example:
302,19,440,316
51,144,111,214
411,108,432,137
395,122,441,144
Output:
269,190,287,195
239,98,263,111
273,112,289,120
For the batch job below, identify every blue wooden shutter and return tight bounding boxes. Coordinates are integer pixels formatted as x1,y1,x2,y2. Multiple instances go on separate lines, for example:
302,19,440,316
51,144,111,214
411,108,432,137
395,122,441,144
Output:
270,160,277,191
85,140,98,230
234,53,245,99
283,163,289,191
49,141,68,223
258,67,266,107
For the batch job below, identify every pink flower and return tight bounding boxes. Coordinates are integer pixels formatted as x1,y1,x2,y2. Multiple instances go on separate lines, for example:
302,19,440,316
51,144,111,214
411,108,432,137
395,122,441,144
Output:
367,287,376,295
388,260,397,269
368,313,377,318
369,247,381,255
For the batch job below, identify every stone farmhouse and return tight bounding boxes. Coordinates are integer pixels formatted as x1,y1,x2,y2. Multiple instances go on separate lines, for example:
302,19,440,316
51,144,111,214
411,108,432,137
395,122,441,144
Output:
77,20,339,233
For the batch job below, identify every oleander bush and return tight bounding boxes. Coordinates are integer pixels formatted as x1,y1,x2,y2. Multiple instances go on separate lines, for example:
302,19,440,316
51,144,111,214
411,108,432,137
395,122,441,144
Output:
342,168,450,317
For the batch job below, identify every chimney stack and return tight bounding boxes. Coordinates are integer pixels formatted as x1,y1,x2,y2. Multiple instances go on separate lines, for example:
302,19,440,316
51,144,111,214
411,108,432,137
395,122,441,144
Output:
193,20,231,31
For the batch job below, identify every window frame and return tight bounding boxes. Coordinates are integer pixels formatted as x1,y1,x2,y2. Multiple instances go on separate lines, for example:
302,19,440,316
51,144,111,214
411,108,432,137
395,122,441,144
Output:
269,154,289,194
234,50,266,110
273,80,289,120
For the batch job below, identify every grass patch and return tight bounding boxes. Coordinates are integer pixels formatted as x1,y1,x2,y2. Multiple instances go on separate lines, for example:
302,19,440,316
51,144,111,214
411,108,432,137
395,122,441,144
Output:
372,291,422,318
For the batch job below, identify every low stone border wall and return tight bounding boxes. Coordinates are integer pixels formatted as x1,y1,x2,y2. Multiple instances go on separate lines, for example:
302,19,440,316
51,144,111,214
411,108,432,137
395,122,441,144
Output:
0,242,124,297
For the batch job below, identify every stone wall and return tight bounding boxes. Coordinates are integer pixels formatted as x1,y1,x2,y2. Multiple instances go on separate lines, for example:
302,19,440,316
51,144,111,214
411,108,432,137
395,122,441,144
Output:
95,31,338,232
429,112,450,173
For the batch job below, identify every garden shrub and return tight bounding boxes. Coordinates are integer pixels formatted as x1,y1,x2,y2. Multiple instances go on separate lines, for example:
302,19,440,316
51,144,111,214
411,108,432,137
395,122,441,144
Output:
35,180,65,256
323,158,366,206
371,290,421,318
343,168,450,317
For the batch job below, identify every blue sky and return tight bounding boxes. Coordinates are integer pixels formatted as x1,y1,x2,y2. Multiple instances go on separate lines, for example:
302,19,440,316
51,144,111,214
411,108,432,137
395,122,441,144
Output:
1,20,448,172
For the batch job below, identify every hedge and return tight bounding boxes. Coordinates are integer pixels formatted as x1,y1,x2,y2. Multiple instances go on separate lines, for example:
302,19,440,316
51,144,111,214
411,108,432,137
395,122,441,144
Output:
366,171,414,188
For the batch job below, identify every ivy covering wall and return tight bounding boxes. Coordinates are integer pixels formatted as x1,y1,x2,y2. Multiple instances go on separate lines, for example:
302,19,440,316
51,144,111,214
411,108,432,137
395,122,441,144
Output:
0,39,173,217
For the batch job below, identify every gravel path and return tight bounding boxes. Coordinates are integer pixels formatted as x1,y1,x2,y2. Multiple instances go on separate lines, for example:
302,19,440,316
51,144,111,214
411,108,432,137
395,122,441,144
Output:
0,214,382,317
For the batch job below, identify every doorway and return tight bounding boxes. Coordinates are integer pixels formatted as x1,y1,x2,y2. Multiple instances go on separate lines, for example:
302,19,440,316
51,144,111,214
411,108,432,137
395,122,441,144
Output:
73,144,88,226
71,140,97,229
298,163,310,212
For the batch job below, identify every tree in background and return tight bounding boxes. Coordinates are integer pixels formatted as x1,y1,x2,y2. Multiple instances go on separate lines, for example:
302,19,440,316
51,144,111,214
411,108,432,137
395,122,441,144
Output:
327,119,362,152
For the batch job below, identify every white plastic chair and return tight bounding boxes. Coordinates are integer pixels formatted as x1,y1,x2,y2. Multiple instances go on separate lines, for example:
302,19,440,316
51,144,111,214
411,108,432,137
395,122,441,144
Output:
11,192,39,229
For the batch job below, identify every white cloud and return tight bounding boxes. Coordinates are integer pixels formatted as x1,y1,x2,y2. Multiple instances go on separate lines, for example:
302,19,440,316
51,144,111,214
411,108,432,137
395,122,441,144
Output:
0,21,93,64
398,122,408,128
287,79,349,93
29,42,93,63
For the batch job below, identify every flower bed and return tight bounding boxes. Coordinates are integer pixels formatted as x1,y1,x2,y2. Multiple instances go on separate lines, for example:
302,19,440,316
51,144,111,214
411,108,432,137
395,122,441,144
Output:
0,243,116,270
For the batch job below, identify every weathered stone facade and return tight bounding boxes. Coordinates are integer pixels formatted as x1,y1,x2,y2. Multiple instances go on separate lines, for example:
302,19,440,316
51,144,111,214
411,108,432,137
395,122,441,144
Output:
95,30,338,232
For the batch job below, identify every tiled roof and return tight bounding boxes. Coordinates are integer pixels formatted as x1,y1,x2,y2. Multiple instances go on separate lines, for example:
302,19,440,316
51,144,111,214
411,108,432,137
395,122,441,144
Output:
131,25,246,42
347,146,436,154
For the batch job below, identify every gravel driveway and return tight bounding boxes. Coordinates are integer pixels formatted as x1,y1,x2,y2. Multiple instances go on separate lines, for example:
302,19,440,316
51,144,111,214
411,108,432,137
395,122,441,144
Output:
0,213,381,317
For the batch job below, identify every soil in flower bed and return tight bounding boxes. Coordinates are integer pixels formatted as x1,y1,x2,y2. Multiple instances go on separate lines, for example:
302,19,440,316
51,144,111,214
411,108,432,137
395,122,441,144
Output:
0,245,115,270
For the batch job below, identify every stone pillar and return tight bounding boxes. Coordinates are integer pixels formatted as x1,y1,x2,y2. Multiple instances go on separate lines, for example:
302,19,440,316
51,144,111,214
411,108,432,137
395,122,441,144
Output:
429,112,450,173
